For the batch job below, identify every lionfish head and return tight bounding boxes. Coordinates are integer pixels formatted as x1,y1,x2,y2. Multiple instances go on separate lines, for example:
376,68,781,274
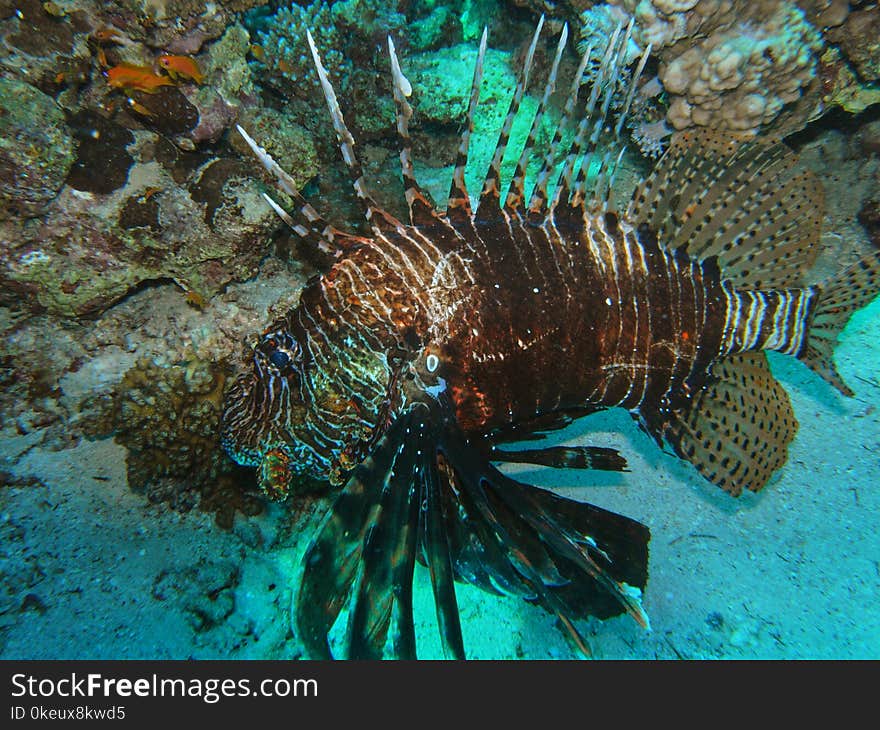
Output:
221,324,314,501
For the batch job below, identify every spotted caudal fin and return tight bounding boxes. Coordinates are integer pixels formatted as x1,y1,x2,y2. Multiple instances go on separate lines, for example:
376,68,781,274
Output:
800,250,880,395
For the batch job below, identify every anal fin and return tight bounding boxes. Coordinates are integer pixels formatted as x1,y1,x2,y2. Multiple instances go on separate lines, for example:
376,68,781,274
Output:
644,352,798,496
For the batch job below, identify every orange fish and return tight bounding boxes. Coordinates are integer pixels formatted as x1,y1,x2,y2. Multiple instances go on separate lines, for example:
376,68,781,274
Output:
91,27,132,46
106,63,175,93
157,54,204,84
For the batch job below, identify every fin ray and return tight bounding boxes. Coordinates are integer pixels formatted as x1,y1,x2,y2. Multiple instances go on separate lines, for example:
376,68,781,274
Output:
491,445,628,471
306,30,401,231
421,436,466,659
627,130,822,288
801,249,880,394
476,16,544,217
656,352,799,495
446,27,488,221
387,37,442,228
236,124,344,253
504,24,569,213
348,413,422,659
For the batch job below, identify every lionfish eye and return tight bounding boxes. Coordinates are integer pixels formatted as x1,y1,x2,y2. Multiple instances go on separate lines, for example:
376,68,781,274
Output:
256,329,299,374
269,349,290,369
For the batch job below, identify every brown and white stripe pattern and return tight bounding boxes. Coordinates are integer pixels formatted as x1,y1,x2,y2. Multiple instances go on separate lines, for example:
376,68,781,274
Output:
570,215,722,417
719,285,818,357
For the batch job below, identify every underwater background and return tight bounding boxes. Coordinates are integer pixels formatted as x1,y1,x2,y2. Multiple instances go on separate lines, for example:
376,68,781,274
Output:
1,0,878,659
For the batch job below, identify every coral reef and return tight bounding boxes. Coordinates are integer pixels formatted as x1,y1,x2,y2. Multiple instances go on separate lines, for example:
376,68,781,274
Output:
0,122,283,317
0,76,75,219
247,0,405,112
83,355,264,528
246,0,515,138
827,5,879,84
0,1,315,320
859,198,880,249
819,4,880,116
0,0,93,92
795,122,880,280
818,46,880,116
229,107,319,193
521,0,876,141
577,1,827,137
659,3,821,133
102,0,265,54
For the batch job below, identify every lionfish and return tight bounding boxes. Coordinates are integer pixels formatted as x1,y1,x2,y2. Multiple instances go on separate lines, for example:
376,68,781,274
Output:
221,19,880,659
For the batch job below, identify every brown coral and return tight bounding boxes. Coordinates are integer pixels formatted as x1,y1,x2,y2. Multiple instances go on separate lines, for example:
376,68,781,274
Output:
84,355,263,528
0,126,281,318
827,6,880,84
571,1,830,137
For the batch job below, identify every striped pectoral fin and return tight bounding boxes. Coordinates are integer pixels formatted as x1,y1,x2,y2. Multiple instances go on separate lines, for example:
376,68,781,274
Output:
294,469,380,659
437,406,651,641
420,446,466,660
295,410,422,659
348,415,426,659
488,473,651,628
490,445,628,472
650,352,798,496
